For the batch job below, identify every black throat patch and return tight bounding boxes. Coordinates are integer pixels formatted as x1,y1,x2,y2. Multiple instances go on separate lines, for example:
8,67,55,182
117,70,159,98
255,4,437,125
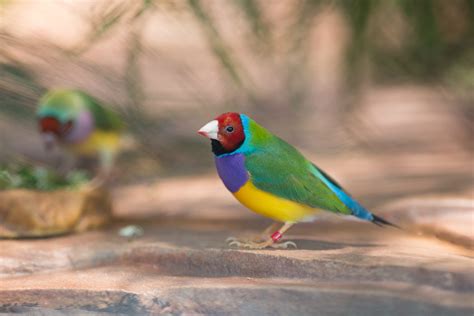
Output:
211,139,244,156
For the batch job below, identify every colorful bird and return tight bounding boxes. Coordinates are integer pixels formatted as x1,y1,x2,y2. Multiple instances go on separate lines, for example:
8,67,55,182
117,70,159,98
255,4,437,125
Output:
198,112,397,249
37,88,124,184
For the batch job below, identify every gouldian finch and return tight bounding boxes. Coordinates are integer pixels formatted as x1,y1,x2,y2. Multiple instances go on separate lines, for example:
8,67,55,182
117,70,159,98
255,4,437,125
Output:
37,89,124,184
198,112,397,249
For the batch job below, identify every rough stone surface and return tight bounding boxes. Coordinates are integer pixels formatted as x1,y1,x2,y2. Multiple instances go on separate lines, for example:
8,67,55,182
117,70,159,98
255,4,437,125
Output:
1,201,473,315
383,197,474,250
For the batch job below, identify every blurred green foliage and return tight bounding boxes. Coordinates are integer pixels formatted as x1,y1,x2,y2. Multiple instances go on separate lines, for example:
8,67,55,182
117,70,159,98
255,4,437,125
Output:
353,0,474,82
199,0,474,86
0,64,44,121
0,164,90,191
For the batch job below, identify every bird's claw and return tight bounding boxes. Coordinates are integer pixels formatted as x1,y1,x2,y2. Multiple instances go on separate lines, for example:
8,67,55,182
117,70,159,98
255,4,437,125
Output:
228,240,267,249
226,236,238,243
271,241,297,249
226,235,265,243
226,238,297,249
227,240,245,248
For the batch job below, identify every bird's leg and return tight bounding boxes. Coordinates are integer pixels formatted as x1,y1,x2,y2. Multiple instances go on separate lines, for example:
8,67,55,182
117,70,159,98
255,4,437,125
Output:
89,149,115,189
226,222,279,244
227,222,297,249
258,222,281,241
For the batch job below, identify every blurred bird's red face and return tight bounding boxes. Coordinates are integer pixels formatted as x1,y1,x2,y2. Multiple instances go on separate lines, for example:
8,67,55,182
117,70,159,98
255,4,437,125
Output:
38,116,73,149
198,112,245,153
39,117,73,137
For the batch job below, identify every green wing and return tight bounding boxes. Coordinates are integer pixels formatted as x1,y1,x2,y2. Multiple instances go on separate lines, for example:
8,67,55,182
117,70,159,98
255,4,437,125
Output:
78,92,124,132
244,137,351,215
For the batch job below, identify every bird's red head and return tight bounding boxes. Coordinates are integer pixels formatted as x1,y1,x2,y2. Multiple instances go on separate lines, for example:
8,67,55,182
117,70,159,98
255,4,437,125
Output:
198,112,245,155
39,116,73,137
215,112,245,151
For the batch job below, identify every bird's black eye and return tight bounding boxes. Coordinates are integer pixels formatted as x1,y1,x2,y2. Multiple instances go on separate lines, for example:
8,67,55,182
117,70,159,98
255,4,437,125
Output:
225,126,234,133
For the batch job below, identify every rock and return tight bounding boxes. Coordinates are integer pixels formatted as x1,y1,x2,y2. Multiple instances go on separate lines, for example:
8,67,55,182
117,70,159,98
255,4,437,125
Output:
382,196,474,250
0,214,473,315
0,175,473,315
0,187,112,238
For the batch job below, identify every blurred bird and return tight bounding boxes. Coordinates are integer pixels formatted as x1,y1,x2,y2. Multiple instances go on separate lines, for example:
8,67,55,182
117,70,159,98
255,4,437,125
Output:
198,112,398,249
37,88,124,185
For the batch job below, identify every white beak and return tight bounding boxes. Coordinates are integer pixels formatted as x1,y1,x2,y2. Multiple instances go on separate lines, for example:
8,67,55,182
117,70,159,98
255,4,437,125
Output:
198,120,219,140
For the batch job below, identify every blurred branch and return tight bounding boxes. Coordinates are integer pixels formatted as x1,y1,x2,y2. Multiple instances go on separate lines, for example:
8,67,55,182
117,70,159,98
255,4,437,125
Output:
71,0,156,56
1,0,472,162
125,32,144,111
233,0,271,52
71,1,129,55
397,0,442,78
121,6,166,163
283,0,325,108
0,48,45,121
187,0,246,88
339,0,377,89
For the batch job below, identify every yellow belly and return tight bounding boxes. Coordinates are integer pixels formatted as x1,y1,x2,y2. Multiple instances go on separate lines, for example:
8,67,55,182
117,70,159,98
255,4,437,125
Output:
67,131,120,156
233,180,318,223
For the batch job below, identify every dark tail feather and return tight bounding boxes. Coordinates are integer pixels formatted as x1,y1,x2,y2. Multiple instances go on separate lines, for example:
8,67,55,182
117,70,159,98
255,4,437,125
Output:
372,214,401,229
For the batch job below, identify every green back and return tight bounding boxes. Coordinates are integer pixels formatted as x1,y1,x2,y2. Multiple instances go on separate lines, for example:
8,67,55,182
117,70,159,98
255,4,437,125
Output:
242,117,351,215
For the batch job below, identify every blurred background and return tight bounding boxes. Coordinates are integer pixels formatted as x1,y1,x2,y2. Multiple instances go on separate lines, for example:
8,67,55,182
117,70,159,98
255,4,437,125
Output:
0,0,472,214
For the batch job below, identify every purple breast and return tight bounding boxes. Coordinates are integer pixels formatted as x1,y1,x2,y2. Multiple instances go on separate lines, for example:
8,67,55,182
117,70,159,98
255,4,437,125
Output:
215,153,249,193
64,110,94,144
